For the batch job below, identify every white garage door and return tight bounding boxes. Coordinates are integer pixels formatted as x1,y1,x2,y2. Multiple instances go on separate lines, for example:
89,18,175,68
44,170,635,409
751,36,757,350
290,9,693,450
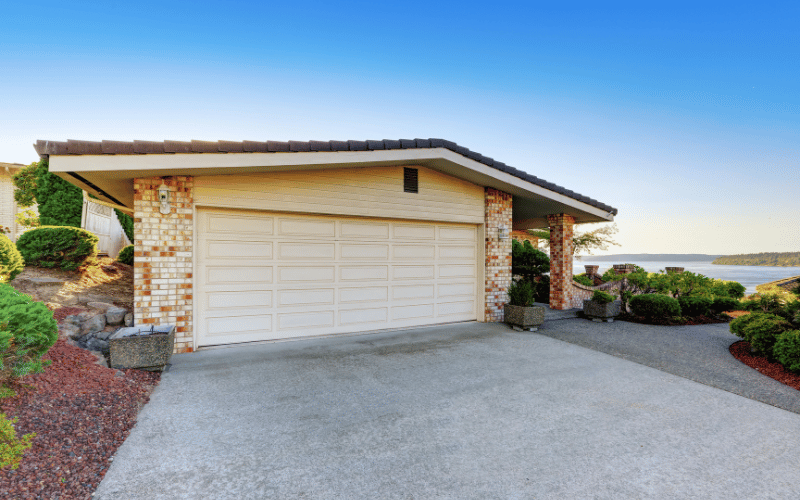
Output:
196,208,479,346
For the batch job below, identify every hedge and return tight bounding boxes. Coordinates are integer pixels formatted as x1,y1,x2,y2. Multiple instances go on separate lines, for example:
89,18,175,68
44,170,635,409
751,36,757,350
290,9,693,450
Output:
742,314,792,357
629,294,681,319
678,296,712,317
773,330,800,373
16,226,98,271
711,297,739,314
0,235,24,282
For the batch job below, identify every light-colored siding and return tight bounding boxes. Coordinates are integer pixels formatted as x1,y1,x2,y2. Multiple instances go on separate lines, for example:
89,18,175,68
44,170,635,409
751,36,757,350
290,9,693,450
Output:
194,165,485,224
0,170,35,241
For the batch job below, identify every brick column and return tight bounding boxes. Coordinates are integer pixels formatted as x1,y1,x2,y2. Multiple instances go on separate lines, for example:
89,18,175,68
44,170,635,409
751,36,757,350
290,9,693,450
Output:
484,188,512,321
547,214,575,310
133,176,194,353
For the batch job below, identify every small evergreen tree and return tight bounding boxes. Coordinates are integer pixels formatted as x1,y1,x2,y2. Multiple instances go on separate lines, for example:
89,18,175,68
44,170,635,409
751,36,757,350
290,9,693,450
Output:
34,159,83,227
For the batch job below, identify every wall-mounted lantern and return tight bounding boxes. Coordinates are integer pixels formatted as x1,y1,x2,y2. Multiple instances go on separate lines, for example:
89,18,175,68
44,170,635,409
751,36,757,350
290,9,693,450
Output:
158,184,171,214
498,223,509,240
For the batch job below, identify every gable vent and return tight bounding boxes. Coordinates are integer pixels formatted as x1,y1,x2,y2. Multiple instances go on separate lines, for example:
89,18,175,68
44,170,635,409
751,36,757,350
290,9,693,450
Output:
404,167,418,193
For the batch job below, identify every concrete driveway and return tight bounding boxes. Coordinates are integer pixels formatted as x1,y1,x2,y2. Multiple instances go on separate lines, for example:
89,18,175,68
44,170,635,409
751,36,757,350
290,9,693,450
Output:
95,322,800,499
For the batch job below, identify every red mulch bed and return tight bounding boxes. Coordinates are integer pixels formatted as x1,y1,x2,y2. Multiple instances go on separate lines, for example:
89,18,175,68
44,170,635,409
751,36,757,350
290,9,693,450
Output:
730,340,800,391
0,338,160,500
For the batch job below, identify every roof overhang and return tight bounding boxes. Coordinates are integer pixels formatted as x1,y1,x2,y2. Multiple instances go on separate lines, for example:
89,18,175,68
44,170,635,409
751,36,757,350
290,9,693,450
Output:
41,142,616,228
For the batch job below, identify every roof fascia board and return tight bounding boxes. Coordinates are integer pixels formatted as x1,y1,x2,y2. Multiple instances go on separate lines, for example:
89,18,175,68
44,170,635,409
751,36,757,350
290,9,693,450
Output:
49,148,612,221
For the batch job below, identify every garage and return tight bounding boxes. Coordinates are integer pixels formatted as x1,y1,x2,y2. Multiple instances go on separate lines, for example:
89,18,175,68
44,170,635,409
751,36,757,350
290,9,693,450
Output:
196,208,480,346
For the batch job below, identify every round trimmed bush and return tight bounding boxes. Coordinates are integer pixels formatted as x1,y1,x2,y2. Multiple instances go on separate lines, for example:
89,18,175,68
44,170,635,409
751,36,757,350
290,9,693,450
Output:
711,297,739,314
0,283,58,383
629,294,681,319
0,235,24,282
116,244,134,266
678,296,712,317
730,312,763,338
773,330,800,372
591,290,615,304
742,314,792,357
16,226,98,271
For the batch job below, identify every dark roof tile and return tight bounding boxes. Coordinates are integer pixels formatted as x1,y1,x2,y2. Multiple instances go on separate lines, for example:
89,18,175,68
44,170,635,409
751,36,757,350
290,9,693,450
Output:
348,140,367,151
267,141,290,153
414,138,432,148
164,140,193,154
400,139,416,149
191,140,219,153
242,141,268,153
289,141,310,152
329,140,349,151
384,139,402,150
102,140,135,154
66,140,102,155
366,140,385,150
218,140,244,153
309,140,332,152
133,141,165,154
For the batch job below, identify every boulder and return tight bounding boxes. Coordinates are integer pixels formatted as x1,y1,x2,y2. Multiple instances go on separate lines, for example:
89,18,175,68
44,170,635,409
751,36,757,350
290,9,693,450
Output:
63,315,82,327
60,323,82,340
86,338,109,354
124,313,134,327
95,327,118,341
87,301,116,312
80,313,107,335
105,307,127,326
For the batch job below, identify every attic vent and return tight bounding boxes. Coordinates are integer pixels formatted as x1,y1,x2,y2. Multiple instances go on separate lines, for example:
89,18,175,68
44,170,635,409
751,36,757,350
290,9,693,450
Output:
404,167,418,193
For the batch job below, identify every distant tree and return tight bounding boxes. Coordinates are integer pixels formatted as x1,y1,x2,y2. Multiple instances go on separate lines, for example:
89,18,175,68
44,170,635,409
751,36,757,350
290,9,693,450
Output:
528,223,619,260
11,163,41,228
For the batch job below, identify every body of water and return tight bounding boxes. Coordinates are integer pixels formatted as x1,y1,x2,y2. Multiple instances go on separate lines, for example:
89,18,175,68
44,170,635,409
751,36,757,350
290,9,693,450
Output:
573,260,800,295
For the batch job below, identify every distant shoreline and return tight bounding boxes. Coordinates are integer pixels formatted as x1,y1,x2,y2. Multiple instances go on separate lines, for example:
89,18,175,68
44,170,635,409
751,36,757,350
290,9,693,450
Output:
575,254,722,262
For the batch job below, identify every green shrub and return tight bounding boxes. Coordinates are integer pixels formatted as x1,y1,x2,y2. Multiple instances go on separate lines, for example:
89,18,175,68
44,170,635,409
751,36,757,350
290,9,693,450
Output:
773,330,800,372
116,244,134,266
507,280,535,307
730,312,763,338
573,274,594,286
511,239,550,282
742,314,792,357
678,296,712,317
16,226,98,271
0,284,58,384
724,281,746,299
0,412,35,470
739,299,761,312
591,290,615,304
34,159,83,227
0,235,24,283
115,209,134,242
629,294,681,319
711,297,739,314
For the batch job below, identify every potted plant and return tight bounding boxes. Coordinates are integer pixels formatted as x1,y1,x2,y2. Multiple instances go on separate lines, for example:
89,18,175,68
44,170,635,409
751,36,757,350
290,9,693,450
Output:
504,280,545,331
583,290,622,322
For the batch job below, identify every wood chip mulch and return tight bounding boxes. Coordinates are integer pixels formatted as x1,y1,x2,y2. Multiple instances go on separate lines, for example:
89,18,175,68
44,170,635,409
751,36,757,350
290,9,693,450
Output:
0,338,160,500
729,340,800,391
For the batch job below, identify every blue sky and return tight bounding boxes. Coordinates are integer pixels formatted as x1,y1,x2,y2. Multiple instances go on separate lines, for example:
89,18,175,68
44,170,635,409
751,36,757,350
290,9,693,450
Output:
2,1,797,255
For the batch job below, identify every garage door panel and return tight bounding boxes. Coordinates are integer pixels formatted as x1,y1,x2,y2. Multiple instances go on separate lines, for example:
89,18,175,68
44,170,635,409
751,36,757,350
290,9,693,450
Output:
278,242,335,260
340,286,389,303
393,265,435,280
197,209,478,347
278,218,335,237
278,288,335,306
340,266,389,281
207,213,273,235
206,266,273,284
278,266,336,283
393,245,435,260
339,307,388,325
278,311,335,330
340,221,390,239
207,290,272,310
340,243,389,260
207,241,273,259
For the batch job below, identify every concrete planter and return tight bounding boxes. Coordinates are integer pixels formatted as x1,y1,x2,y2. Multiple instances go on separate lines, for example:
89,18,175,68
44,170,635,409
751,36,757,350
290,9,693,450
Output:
504,304,545,331
109,324,175,371
583,300,622,322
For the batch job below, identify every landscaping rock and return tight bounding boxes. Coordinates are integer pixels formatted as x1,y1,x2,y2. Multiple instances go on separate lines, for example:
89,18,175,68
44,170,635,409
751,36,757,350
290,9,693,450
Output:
60,323,82,340
63,315,82,327
87,301,116,312
106,307,127,326
86,338,109,354
80,314,107,335
95,328,117,341
124,313,133,327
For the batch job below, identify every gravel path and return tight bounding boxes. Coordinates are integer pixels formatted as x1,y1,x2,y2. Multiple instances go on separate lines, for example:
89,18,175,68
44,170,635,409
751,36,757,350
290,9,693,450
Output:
535,318,800,414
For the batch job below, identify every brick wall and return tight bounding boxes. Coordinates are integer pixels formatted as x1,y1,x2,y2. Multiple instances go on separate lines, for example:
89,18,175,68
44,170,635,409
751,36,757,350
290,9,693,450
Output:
485,188,513,321
547,214,575,310
133,176,194,353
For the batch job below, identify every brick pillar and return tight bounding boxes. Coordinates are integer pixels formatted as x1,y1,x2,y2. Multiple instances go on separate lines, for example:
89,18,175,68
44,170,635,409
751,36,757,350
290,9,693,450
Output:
547,214,575,310
484,188,512,321
133,176,194,353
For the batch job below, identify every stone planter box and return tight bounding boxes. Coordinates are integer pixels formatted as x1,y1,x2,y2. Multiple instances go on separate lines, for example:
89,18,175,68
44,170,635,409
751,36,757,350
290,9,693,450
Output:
504,304,545,331
109,324,175,371
583,300,622,323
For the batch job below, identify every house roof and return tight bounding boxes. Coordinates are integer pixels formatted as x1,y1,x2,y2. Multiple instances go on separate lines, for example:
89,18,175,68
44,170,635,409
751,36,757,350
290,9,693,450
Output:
35,138,618,218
